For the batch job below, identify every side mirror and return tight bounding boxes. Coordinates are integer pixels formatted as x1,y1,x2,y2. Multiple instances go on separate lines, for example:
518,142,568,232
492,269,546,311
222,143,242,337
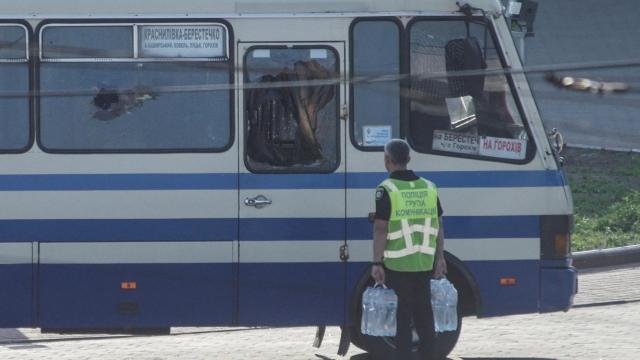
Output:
548,128,565,154
506,0,538,36
547,128,565,166
506,0,538,62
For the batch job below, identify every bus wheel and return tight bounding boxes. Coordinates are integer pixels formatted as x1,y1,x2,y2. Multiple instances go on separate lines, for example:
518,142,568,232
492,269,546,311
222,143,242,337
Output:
349,270,463,359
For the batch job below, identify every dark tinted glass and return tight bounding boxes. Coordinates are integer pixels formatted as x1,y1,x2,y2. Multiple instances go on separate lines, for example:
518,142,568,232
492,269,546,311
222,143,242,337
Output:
352,20,400,147
0,64,30,150
42,26,133,58
0,26,27,59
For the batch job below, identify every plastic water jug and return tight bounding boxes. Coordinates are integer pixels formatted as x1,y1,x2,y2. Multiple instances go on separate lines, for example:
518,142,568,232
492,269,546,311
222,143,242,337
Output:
361,284,398,336
430,278,458,332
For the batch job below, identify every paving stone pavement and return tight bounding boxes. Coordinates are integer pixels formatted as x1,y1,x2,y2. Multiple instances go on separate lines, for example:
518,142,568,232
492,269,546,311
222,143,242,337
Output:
1,265,638,360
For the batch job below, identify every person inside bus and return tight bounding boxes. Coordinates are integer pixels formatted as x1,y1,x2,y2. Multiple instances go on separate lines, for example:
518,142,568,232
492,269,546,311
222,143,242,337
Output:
371,139,447,360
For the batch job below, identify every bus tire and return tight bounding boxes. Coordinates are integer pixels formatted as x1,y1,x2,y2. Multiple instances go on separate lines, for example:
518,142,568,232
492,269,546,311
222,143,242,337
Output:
349,261,468,359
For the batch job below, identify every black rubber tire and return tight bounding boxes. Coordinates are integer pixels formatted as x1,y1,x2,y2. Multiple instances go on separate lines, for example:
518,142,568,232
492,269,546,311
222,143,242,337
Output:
350,270,463,360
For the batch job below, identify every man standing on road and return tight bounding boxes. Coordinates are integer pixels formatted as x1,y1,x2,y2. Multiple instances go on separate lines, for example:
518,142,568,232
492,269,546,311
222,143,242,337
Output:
371,139,447,360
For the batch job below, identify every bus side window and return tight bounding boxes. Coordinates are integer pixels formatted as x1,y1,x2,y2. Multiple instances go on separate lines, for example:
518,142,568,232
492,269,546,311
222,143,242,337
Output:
39,23,232,153
0,25,30,152
244,47,340,173
350,19,401,149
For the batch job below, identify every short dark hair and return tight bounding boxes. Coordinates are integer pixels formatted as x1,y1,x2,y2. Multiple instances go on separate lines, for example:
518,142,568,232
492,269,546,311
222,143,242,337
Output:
384,139,410,165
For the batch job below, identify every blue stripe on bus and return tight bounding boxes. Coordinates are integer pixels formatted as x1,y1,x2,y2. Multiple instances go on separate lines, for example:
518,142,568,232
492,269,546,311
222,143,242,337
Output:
0,216,538,242
347,215,539,239
347,170,567,189
0,219,237,242
0,170,566,191
0,173,238,191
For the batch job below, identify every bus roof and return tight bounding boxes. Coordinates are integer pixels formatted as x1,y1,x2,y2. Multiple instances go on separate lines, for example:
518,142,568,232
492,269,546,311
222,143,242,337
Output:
1,0,502,18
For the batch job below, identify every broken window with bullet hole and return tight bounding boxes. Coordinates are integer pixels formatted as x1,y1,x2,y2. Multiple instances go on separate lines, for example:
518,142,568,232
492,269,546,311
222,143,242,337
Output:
0,25,30,151
244,47,340,173
39,23,231,152
408,19,534,162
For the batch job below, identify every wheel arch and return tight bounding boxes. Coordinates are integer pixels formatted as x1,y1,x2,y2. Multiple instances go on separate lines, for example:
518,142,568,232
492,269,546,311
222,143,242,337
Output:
347,251,483,326
444,251,483,317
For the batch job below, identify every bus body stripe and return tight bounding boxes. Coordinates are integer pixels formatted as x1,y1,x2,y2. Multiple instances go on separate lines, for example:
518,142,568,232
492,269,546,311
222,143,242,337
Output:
0,216,538,243
0,218,238,242
347,216,539,240
0,170,566,191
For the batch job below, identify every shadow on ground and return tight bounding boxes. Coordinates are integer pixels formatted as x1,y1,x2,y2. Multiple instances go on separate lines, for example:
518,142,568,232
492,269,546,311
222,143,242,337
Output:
345,355,555,360
0,329,48,350
461,358,555,360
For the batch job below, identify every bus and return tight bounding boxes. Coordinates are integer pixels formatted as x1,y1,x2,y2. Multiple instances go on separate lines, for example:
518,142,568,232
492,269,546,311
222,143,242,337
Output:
0,0,577,357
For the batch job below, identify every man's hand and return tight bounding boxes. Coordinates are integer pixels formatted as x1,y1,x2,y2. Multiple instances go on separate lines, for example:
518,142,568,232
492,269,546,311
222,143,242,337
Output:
371,265,385,284
433,256,447,279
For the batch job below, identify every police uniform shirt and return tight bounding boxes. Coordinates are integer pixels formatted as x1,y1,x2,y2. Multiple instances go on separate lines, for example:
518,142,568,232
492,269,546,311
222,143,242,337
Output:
375,170,443,221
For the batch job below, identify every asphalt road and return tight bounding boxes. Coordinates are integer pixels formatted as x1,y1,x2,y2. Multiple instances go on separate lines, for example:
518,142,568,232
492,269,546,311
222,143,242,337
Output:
1,265,639,360
529,72,640,151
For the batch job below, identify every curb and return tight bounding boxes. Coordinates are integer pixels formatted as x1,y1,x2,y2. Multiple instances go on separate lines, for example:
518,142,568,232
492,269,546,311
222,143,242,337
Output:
565,143,640,154
573,245,640,269
564,143,640,154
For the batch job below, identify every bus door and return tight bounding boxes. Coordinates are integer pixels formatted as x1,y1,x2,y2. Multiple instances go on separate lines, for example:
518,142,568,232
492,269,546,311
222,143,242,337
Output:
237,42,347,325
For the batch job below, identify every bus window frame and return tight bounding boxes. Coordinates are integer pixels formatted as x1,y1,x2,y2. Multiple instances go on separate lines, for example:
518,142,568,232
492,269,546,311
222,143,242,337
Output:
34,18,235,154
0,20,34,154
242,43,342,174
348,17,404,152
405,16,537,165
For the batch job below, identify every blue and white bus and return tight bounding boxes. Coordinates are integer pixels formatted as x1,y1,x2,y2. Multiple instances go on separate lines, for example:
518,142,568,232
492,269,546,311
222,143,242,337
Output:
0,0,576,357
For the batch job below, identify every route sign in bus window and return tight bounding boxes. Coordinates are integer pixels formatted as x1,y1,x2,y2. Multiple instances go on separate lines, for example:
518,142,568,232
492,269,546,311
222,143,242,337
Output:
138,25,227,59
0,24,30,152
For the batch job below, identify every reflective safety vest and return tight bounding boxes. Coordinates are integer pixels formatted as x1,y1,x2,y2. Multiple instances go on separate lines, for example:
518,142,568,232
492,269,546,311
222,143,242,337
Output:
379,177,439,272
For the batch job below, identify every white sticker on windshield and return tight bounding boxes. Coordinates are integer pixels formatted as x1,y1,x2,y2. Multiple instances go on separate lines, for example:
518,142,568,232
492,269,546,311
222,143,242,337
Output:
310,49,328,59
363,126,391,146
479,136,527,160
432,130,479,155
252,49,271,58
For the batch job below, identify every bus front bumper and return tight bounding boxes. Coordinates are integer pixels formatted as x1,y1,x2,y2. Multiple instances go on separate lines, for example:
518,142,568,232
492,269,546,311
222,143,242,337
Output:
540,265,578,313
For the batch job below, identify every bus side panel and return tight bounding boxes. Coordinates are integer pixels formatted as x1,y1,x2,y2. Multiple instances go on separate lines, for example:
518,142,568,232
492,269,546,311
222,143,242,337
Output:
38,263,234,328
238,262,345,326
465,260,540,317
0,264,33,327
